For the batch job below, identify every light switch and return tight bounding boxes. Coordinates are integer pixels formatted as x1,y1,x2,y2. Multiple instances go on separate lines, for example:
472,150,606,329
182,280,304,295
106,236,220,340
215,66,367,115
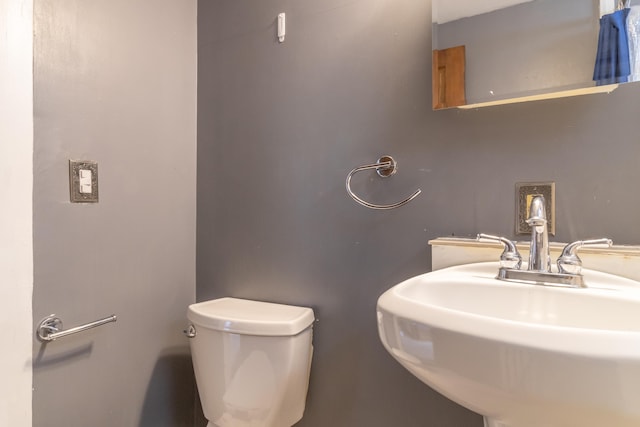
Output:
69,160,99,203
515,182,555,235
79,169,92,194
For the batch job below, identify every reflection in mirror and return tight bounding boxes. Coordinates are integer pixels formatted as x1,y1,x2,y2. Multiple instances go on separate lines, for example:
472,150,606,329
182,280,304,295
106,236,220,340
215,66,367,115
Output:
432,0,637,109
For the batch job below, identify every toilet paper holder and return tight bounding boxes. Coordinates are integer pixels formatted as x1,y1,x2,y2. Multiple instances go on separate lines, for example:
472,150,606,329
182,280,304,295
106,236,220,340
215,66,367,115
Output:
37,314,117,342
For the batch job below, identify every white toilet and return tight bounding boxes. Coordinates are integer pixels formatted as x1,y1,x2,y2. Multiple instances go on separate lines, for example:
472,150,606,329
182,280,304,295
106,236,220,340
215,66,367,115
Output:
186,297,315,427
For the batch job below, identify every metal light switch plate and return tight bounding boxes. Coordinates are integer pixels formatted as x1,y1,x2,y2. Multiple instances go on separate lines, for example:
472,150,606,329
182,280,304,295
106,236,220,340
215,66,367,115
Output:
69,160,99,203
516,182,555,235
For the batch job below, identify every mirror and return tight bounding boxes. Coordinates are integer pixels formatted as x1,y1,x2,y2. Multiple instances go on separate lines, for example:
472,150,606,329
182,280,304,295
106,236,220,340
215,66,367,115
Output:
432,0,628,109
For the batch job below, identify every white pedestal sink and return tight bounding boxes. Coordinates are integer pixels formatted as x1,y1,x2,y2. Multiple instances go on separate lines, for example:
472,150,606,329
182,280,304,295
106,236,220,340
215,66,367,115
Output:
377,262,640,427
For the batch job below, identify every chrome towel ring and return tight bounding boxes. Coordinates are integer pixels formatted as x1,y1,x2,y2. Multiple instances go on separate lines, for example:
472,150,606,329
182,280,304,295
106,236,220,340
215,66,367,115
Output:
346,155,422,210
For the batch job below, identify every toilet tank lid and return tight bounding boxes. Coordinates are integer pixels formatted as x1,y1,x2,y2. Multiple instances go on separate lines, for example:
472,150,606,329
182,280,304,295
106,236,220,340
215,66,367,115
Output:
187,297,315,336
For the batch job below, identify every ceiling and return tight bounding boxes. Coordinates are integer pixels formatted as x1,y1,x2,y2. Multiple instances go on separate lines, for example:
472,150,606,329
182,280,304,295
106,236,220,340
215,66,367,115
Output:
434,0,536,23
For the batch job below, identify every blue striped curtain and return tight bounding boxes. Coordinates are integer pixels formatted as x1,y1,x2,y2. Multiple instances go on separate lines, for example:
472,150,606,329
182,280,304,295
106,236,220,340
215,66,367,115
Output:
593,8,631,85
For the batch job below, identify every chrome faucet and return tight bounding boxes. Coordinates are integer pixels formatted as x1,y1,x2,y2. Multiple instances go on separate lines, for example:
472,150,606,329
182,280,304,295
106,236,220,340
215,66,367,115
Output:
527,195,551,272
477,194,613,288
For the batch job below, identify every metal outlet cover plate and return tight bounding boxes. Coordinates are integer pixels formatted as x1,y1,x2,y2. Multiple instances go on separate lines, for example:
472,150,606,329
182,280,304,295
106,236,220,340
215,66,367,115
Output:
69,160,99,203
516,182,555,235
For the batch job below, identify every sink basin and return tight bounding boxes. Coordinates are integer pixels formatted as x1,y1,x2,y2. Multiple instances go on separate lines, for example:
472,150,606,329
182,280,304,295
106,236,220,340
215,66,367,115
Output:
377,262,640,427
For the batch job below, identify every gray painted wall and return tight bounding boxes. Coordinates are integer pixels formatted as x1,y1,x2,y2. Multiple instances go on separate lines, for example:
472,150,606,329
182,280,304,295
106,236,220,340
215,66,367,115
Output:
197,0,640,426
32,0,197,426
435,0,599,103
196,0,479,426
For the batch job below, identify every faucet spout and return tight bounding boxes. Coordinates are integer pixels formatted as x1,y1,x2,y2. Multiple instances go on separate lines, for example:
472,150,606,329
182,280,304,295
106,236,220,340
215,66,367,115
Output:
480,195,612,288
527,195,551,272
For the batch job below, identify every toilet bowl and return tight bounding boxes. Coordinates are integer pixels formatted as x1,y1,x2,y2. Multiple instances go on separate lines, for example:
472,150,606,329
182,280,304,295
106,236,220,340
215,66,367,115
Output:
187,297,315,427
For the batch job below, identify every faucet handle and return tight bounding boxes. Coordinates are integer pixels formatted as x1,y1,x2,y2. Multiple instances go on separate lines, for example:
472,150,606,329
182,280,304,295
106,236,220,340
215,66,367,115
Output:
477,233,522,269
557,238,613,275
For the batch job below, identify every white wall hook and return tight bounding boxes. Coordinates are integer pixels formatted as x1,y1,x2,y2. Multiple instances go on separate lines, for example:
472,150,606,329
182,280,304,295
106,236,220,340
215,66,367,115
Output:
278,13,286,43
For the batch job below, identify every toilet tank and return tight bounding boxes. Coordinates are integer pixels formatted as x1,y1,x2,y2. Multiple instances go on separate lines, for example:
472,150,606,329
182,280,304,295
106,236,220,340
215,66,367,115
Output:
187,298,315,427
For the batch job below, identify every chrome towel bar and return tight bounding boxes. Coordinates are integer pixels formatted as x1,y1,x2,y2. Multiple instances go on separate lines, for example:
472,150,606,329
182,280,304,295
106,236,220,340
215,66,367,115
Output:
346,155,422,210
37,314,117,342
